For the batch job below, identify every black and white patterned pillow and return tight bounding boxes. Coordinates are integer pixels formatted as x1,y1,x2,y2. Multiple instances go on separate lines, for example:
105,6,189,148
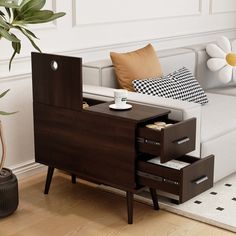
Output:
132,67,208,105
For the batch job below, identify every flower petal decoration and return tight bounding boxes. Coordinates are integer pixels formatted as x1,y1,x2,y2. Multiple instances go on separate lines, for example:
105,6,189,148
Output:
206,44,226,58
207,58,226,71
218,65,233,84
217,36,231,53
206,36,236,84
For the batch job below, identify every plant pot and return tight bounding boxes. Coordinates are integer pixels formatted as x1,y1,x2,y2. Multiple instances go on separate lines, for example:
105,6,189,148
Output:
0,168,18,218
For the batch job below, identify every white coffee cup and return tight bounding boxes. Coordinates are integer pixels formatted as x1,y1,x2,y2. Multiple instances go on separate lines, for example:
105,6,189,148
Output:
114,89,128,108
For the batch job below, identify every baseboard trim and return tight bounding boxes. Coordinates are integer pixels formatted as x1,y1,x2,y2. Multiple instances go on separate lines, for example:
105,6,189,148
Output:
9,160,47,180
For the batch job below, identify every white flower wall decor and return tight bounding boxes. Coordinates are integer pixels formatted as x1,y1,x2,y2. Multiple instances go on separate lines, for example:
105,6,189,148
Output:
206,36,236,84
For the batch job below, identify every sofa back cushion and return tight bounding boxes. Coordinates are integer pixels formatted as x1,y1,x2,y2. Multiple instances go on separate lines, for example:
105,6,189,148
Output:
83,48,196,89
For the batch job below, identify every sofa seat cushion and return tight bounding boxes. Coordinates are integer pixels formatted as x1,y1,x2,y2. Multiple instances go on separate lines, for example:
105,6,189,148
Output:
201,92,236,142
207,86,236,96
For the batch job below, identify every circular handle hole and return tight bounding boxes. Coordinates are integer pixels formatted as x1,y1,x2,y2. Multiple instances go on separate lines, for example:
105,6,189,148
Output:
51,60,58,71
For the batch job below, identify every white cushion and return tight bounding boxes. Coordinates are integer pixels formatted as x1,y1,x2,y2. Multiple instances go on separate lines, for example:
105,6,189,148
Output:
201,93,236,143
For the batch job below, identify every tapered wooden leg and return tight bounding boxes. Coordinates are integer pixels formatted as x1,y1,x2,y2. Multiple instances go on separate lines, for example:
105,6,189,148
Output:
126,191,134,224
149,188,159,210
71,174,76,184
44,166,54,194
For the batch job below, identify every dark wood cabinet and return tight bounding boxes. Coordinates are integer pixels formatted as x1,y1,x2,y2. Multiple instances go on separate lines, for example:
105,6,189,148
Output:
32,53,214,224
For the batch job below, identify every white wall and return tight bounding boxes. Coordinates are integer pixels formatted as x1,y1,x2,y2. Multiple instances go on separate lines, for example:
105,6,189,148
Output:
0,0,236,177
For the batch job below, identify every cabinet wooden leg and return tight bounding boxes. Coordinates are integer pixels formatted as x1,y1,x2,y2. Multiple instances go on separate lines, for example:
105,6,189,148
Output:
126,191,134,224
149,188,159,210
71,174,76,184
44,166,54,194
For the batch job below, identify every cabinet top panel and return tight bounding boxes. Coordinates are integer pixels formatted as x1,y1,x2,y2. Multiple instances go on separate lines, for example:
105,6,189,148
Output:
86,102,170,123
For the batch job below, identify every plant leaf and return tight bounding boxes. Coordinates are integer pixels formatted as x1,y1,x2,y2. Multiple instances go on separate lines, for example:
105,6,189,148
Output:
0,16,10,29
13,40,21,53
0,111,18,115
24,10,53,22
21,0,46,13
0,10,5,18
0,89,10,99
16,26,41,52
9,39,21,70
0,27,20,42
22,27,38,39
5,7,11,19
0,89,18,115
20,0,31,8
26,12,65,24
11,20,27,27
48,12,66,21
12,8,20,21
9,49,16,70
0,0,19,8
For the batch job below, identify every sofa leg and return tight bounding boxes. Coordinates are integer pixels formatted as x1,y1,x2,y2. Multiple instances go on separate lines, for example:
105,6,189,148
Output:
44,166,54,194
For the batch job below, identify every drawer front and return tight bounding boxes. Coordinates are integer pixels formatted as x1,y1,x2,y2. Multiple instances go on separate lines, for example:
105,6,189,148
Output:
180,155,214,203
137,171,180,195
136,155,214,203
137,118,196,163
136,159,181,194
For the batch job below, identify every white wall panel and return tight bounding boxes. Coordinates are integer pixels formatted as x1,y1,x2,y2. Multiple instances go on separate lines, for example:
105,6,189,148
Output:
210,0,236,14
74,0,201,26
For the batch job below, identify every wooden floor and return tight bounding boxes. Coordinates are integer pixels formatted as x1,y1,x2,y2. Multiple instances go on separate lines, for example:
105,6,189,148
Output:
0,171,234,236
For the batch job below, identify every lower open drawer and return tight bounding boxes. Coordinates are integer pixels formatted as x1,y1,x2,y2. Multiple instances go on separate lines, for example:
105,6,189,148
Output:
137,155,214,203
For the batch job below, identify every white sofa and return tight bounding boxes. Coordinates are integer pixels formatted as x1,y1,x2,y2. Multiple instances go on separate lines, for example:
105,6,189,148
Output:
82,45,236,183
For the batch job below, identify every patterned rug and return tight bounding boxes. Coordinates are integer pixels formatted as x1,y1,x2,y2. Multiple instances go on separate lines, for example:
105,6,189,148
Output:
99,173,236,232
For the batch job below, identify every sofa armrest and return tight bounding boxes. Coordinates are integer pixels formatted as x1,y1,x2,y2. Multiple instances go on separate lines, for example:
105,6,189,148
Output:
83,85,202,157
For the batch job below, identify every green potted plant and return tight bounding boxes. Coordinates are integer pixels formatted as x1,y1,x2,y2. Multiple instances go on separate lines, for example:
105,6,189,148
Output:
0,0,65,218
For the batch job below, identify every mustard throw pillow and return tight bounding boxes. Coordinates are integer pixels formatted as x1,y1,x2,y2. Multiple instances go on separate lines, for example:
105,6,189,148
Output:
110,44,163,91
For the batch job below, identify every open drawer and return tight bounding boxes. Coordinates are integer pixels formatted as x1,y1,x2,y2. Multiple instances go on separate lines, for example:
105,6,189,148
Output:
137,155,214,203
137,118,196,163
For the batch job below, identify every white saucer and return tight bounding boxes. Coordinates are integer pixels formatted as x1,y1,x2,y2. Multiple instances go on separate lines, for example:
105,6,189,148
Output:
109,103,132,110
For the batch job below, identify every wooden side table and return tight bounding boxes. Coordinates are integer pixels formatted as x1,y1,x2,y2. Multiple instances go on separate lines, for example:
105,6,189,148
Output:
32,53,214,224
